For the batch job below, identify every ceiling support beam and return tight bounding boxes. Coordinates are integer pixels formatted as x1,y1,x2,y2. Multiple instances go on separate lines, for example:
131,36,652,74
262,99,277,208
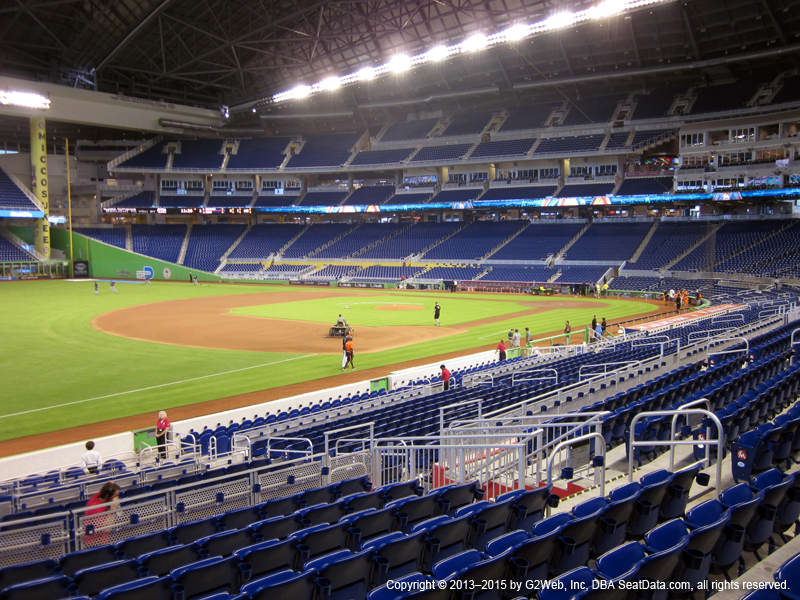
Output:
95,0,175,72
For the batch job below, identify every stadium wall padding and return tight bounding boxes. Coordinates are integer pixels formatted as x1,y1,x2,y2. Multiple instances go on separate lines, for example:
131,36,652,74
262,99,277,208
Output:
49,230,220,281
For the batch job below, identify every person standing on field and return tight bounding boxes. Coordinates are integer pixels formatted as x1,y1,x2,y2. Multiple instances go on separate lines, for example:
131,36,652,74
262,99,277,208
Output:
434,302,441,326
344,337,355,370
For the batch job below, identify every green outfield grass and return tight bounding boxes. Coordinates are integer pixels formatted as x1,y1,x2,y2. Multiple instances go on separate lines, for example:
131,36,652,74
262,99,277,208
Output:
0,280,658,443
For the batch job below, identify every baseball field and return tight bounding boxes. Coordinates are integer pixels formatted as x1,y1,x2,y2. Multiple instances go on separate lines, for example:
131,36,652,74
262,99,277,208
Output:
0,279,664,453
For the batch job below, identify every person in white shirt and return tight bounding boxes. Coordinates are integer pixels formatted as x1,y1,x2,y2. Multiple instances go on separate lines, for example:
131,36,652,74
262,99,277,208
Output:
512,329,521,348
81,440,102,474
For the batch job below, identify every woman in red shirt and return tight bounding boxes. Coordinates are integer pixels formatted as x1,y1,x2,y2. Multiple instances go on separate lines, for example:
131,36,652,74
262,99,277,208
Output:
84,482,120,547
440,364,451,390
156,410,170,460
497,339,507,361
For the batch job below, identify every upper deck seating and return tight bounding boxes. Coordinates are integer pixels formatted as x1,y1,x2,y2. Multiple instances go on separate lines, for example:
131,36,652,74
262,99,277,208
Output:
117,144,167,169
343,186,395,206
616,177,674,195
172,140,223,170
349,149,414,166
491,222,582,260
565,222,651,261
500,103,559,131
535,134,604,154
381,119,438,141
286,133,358,168
480,185,556,201
410,144,472,162
557,183,614,197
0,170,38,210
183,224,246,272
229,224,304,260
227,138,291,169
131,225,186,263
422,221,525,260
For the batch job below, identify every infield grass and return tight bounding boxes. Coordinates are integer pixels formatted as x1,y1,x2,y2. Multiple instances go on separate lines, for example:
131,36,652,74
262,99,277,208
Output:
0,280,657,442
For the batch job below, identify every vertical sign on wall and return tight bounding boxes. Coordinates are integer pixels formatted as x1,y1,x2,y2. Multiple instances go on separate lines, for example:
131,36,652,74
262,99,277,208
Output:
29,117,50,258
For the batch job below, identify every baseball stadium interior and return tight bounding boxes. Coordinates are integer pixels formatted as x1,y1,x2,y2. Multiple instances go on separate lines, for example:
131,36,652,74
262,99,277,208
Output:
5,0,800,598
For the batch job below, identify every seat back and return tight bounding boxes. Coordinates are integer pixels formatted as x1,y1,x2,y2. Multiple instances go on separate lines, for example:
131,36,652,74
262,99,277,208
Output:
138,544,200,577
248,515,300,542
0,559,57,590
60,544,118,577
0,575,72,600
242,571,317,600
74,559,140,597
234,538,298,580
95,576,173,600
170,555,239,599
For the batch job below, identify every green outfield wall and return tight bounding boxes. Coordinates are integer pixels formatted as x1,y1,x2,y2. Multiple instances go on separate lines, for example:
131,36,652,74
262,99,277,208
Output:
48,229,220,282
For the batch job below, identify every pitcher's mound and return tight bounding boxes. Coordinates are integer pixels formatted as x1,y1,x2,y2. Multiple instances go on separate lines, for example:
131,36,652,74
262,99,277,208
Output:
375,304,425,311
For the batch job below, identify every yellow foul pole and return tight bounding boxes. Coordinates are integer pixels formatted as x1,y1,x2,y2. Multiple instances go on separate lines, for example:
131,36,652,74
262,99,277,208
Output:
29,117,50,258
65,138,74,277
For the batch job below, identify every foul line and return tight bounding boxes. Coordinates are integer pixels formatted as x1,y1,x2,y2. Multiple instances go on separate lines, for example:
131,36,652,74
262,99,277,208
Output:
336,302,425,306
0,354,314,420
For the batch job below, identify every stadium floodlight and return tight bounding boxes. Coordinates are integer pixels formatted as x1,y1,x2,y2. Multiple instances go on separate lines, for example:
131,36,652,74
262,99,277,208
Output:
461,32,489,52
319,76,341,91
426,45,450,62
590,0,629,18
0,90,51,110
542,11,576,30
356,66,375,81
388,54,411,73
265,0,672,105
502,23,531,42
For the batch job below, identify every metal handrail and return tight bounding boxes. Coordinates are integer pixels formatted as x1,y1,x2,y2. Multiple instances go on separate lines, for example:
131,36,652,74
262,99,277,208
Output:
511,368,559,385
628,408,724,494
439,399,482,433
267,436,314,459
547,432,607,501
578,360,641,380
669,398,711,470
706,336,749,359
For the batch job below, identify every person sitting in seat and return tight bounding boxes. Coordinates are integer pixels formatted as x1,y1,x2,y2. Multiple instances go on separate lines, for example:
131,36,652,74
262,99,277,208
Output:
336,314,347,327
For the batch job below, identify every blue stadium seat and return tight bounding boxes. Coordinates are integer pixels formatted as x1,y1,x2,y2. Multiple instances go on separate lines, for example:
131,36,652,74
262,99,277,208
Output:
536,566,596,600
717,483,764,575
627,470,675,537
681,503,731,589
169,555,240,600
310,549,374,600
455,499,515,551
137,544,200,577
495,485,553,531
0,559,57,591
195,529,255,558
233,538,298,582
116,532,173,559
60,544,118,577
96,575,173,600
0,575,73,600
239,570,317,600
365,531,426,583
73,559,140,597
247,515,300,542
410,514,472,569
774,552,800,600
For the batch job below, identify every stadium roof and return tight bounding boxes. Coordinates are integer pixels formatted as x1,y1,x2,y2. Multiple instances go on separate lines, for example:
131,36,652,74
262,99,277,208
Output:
1,0,799,133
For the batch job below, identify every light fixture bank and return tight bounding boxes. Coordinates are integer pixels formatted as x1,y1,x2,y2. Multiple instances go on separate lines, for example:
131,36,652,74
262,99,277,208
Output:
0,90,51,110
267,0,670,105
